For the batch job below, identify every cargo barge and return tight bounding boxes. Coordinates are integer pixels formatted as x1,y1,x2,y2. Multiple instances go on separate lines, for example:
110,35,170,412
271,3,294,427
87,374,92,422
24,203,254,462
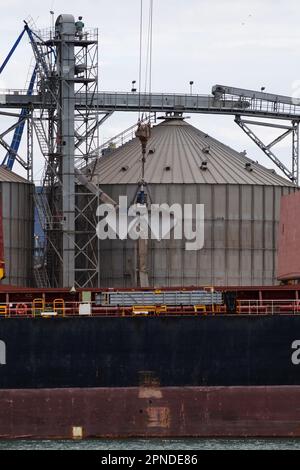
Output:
1,285,300,438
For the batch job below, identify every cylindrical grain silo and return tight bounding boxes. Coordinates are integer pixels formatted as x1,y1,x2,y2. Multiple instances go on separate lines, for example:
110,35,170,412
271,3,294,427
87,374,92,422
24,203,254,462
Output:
0,167,34,286
91,116,295,287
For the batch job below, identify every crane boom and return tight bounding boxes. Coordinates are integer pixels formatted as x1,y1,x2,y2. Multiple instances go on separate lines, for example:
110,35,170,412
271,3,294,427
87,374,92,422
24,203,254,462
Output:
2,67,36,170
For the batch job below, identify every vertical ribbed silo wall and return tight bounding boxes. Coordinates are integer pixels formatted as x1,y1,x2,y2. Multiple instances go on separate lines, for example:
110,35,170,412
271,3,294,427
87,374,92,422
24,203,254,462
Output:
97,183,294,288
1,181,34,286
97,184,137,288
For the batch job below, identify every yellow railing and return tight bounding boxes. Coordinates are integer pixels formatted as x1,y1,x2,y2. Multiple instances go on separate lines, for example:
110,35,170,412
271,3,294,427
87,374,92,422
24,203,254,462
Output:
0,305,7,316
32,298,45,317
53,299,65,317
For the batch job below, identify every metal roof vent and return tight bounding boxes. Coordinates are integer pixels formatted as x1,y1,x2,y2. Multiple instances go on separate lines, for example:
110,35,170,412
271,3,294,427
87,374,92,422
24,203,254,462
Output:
245,162,253,172
164,165,171,171
148,148,155,155
200,161,208,171
121,165,129,172
202,145,210,154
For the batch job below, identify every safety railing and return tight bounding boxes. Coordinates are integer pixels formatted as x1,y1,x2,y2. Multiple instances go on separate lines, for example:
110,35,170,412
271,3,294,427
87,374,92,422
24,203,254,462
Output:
35,27,98,42
1,89,300,119
78,92,300,119
0,299,224,318
0,88,36,95
1,299,300,318
236,299,300,315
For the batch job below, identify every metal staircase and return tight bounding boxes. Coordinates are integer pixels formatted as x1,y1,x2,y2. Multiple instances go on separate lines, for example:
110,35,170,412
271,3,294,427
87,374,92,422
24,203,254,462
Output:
33,117,50,156
34,263,51,288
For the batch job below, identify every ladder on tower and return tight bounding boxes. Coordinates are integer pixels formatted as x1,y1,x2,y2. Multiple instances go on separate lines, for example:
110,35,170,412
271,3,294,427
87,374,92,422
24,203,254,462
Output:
25,24,52,80
34,263,51,288
33,191,58,288
33,117,50,156
34,190,60,232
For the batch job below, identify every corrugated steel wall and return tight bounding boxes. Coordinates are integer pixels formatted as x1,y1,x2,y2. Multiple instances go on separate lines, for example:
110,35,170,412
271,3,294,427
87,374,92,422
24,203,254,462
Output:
1,181,34,286
97,183,294,287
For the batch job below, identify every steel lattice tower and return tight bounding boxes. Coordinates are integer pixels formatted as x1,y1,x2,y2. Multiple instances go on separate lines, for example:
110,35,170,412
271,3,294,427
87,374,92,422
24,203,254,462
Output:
34,14,101,287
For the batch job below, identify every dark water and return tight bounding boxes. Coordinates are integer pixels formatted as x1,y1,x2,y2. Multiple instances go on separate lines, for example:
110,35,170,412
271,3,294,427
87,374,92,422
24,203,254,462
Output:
1,439,300,450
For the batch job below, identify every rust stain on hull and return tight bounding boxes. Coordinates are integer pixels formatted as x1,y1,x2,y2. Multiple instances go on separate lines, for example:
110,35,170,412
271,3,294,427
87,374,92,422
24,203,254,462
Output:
0,386,300,439
146,406,170,428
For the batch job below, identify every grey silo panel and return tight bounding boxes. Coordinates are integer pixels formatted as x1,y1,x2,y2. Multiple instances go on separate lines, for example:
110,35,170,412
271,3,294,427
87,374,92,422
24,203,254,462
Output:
87,119,297,288
227,249,240,285
1,178,33,286
228,185,240,219
95,183,295,288
264,186,275,221
241,250,252,285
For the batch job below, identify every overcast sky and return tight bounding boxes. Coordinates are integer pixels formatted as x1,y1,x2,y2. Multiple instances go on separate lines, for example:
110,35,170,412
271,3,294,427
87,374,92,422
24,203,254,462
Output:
1,0,300,182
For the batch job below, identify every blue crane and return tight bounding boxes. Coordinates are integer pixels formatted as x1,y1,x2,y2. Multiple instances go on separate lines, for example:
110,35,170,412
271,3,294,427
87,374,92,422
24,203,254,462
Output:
2,67,36,169
0,22,54,171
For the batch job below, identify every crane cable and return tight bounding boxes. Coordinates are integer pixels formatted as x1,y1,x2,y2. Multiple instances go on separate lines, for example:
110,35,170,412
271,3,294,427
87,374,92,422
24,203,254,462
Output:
138,0,154,122
136,0,154,187
144,0,153,119
138,0,143,121
148,0,154,101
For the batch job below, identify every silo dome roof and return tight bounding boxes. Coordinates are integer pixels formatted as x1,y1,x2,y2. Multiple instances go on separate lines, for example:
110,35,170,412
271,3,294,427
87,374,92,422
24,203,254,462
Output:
91,118,294,186
0,167,31,184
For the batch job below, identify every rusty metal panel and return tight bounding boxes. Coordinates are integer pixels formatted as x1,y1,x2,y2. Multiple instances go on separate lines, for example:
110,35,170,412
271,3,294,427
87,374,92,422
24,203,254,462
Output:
2,386,300,438
278,190,300,281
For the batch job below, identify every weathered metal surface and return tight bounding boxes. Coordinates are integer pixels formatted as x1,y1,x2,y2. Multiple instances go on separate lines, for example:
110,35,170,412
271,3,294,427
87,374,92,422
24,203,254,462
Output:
0,167,29,184
1,315,300,388
0,170,34,287
91,119,294,186
88,118,295,288
278,191,300,281
97,183,293,287
1,386,300,438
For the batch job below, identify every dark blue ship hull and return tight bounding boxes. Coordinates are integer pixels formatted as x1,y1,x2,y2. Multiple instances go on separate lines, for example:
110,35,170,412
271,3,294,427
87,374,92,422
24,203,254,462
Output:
0,315,299,389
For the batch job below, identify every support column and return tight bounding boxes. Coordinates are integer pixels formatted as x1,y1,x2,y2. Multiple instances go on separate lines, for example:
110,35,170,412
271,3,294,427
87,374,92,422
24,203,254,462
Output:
55,14,76,287
292,121,299,186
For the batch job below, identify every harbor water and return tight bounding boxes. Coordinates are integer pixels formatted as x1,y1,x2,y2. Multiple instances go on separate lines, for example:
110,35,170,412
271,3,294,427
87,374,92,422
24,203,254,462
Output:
1,439,300,450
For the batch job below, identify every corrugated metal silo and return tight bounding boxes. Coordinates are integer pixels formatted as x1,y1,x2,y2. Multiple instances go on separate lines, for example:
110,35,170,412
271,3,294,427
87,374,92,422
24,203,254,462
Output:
92,117,295,287
0,168,34,286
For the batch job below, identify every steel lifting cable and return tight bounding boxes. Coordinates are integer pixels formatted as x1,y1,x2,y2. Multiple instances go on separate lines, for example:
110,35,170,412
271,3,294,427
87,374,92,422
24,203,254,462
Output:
138,0,143,121
143,3,151,96
146,0,154,122
136,1,154,183
148,0,153,106
138,0,154,123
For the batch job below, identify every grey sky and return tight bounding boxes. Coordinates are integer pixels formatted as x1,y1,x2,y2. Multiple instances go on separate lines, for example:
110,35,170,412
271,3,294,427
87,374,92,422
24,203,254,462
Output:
0,0,299,181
